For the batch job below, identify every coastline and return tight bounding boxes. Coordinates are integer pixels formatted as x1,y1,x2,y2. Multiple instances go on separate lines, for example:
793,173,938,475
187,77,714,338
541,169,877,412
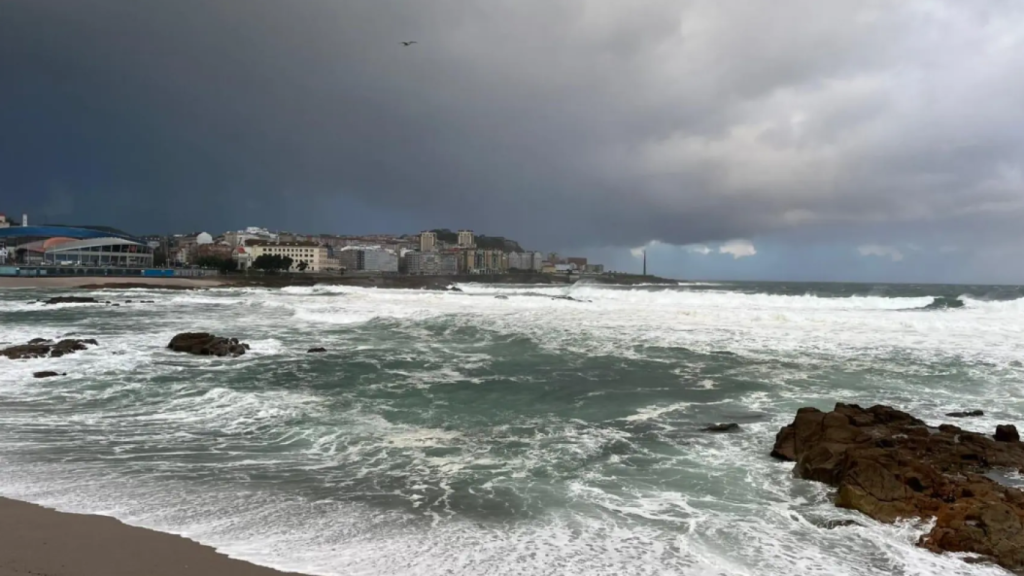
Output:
0,273,677,291
0,277,226,289
0,496,306,576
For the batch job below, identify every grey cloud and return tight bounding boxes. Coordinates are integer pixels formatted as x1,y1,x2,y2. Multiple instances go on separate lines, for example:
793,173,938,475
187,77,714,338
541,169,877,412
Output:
2,0,1022,256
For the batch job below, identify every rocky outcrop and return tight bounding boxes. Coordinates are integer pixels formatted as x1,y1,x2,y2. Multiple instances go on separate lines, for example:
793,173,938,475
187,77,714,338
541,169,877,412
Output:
1,338,99,360
772,403,1024,571
703,423,741,433
996,425,1020,443
42,296,99,305
307,347,327,353
33,371,66,378
167,333,249,357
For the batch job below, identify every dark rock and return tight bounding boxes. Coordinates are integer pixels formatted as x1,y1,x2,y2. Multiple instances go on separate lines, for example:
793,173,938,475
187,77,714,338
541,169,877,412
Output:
495,295,509,300
307,347,327,353
551,295,591,303
772,403,1024,571
33,371,65,379
818,519,865,530
702,423,741,433
42,296,99,305
1,338,98,360
446,286,463,292
996,425,1020,443
167,332,248,357
947,410,985,418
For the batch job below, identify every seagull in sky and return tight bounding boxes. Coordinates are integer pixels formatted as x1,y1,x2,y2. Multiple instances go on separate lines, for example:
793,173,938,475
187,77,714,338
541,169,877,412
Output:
401,41,417,46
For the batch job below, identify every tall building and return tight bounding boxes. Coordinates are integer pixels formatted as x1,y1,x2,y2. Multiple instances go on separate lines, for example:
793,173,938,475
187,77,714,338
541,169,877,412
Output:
420,231,437,252
529,251,544,271
457,230,475,248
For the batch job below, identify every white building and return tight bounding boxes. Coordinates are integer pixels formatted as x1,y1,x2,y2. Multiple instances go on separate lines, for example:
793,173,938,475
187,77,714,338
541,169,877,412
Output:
196,232,214,245
457,230,475,248
246,241,329,272
509,251,544,271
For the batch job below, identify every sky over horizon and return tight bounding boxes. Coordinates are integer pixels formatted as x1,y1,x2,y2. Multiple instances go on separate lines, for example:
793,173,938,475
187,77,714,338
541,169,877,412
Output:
2,1,1023,282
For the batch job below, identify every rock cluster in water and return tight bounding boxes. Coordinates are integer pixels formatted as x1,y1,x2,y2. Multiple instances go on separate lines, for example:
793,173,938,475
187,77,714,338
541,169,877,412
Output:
703,423,741,433
42,296,100,305
772,403,1024,571
1,338,99,360
167,333,249,357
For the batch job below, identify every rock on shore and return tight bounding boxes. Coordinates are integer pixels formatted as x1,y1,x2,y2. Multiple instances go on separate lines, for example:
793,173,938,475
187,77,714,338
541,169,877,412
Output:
1,339,99,360
772,403,1024,571
167,333,249,357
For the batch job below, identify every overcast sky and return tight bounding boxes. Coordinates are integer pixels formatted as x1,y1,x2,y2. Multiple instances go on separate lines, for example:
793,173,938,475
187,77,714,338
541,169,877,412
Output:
2,1,1023,282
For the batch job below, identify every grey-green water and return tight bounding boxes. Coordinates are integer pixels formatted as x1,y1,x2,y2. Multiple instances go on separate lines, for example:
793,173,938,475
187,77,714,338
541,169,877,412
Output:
1,282,1022,575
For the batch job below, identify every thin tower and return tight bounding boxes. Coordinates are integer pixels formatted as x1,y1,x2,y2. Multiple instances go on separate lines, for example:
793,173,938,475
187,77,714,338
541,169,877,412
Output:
643,250,647,276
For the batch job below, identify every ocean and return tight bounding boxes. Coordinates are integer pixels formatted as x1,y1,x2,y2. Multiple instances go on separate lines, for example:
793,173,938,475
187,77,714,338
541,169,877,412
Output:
1,281,1023,575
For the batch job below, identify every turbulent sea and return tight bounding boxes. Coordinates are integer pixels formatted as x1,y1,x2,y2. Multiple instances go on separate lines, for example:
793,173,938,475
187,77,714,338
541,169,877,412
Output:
2,280,1024,576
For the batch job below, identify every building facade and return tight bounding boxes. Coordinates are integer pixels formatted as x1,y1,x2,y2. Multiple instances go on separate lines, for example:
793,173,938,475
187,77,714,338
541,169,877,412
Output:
406,251,459,275
457,230,475,248
246,241,329,272
459,249,508,273
419,231,437,252
363,248,399,273
338,246,399,273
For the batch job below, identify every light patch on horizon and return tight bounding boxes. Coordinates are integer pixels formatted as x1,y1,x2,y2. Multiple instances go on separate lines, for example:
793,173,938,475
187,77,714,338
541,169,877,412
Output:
858,244,904,262
685,244,712,255
630,240,664,259
719,239,757,259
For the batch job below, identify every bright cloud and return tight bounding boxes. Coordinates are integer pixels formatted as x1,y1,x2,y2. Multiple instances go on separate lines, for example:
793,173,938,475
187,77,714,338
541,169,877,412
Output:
719,239,757,259
685,244,712,255
858,244,904,262
630,240,663,259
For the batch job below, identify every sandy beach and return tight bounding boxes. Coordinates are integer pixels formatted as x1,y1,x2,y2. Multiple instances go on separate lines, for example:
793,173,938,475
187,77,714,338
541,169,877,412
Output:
0,277,226,289
0,497,304,576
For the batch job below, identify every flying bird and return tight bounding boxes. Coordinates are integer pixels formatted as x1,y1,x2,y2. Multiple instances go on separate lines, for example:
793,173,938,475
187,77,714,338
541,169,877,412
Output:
401,41,417,46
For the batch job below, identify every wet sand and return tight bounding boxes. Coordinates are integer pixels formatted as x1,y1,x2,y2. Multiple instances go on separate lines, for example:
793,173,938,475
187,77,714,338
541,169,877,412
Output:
0,277,225,289
0,497,305,576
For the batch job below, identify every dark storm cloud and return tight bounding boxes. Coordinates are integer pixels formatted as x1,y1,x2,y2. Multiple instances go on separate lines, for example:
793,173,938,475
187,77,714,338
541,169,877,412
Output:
2,0,1023,254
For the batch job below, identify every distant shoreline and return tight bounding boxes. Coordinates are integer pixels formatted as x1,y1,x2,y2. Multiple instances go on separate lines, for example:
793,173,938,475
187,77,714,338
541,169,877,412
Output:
0,496,304,576
0,276,226,289
0,273,676,290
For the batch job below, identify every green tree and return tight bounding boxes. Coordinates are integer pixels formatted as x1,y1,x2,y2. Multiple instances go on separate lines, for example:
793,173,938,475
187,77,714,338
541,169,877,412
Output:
253,254,294,273
196,256,235,273
296,260,309,272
